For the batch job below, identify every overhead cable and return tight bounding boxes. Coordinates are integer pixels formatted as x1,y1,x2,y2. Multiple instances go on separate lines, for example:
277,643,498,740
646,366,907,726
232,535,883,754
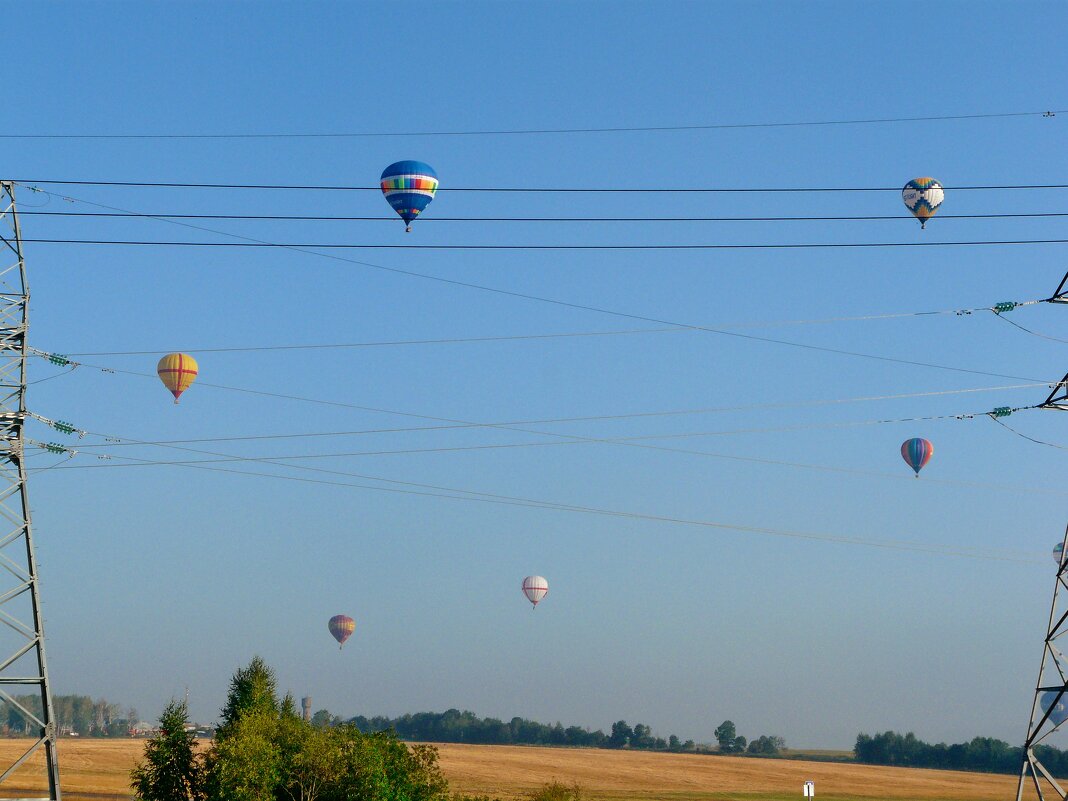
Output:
24,186,1045,383
56,301,1042,354
2,108,1061,139
39,381,1052,449
29,416,1067,503
16,179,1068,193
26,443,1043,563
20,237,1068,250
18,210,1068,223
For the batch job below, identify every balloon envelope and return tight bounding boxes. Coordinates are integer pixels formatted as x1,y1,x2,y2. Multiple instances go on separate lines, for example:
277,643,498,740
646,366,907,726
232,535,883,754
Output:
328,615,355,648
901,438,933,475
522,575,549,608
380,161,438,231
1042,691,1068,726
157,353,198,402
902,178,944,228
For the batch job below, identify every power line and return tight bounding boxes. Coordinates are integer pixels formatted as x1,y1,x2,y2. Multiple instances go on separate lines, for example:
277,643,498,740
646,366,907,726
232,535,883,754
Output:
54,304,1026,354
2,109,1061,139
43,382,1051,449
64,328,685,356
34,350,1045,494
37,417,974,468
26,439,1042,563
32,356,1049,498
990,415,1068,451
20,237,1068,250
34,411,1067,500
16,179,1068,193
24,186,1046,382
51,356,1049,417
19,210,1068,223
993,312,1068,345
50,413,1001,455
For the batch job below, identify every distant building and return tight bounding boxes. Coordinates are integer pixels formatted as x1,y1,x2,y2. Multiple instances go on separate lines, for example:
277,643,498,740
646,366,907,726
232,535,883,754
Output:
301,696,312,723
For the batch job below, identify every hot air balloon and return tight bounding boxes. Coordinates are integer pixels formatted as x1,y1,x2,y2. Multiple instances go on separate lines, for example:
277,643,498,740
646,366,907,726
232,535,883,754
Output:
157,353,198,403
380,161,438,232
1041,691,1068,727
521,575,548,609
901,438,933,476
328,615,355,649
1054,542,1064,567
902,177,944,229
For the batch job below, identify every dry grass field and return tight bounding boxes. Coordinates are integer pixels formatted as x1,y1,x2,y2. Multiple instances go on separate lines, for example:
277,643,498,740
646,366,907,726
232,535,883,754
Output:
0,739,1035,801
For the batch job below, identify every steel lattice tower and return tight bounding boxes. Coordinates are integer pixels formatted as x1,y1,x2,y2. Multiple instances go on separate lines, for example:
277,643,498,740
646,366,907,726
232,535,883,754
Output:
0,182,61,800
1016,523,1068,801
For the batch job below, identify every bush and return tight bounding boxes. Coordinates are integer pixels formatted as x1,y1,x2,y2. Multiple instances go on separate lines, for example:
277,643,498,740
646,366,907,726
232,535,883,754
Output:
526,781,583,801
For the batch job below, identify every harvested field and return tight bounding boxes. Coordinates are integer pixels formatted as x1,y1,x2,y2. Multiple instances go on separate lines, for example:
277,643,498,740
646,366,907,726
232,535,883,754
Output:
0,739,1035,801
433,743,1019,801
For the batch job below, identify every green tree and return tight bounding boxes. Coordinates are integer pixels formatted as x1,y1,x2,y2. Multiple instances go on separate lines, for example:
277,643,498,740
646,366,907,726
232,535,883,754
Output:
714,721,737,752
310,710,333,729
608,721,632,748
747,735,785,755
130,699,203,801
280,693,299,721
630,724,653,749
217,656,279,739
206,710,282,801
329,730,449,801
277,722,342,801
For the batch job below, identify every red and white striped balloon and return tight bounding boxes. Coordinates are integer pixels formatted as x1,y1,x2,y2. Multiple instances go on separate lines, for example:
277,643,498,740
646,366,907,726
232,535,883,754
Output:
521,575,549,609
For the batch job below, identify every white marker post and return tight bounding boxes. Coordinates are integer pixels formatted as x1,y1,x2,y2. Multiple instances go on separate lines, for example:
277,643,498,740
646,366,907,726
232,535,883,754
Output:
803,782,815,799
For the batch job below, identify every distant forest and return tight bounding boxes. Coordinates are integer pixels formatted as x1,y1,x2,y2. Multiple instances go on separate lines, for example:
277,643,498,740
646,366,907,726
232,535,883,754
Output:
1,695,136,737
855,731,1068,775
345,709,784,755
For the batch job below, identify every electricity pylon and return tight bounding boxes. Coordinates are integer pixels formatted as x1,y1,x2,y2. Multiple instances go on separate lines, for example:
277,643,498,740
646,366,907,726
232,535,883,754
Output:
1016,524,1068,801
0,182,61,800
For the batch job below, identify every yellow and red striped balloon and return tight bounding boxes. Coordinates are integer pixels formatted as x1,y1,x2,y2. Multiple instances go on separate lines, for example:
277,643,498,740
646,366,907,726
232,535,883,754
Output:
157,353,199,403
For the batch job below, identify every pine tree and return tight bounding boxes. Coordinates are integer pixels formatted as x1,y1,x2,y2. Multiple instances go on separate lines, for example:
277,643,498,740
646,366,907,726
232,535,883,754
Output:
217,656,278,739
131,699,202,801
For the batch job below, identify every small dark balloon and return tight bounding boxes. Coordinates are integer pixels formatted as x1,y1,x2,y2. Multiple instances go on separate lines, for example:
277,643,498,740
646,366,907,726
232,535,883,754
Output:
328,615,355,648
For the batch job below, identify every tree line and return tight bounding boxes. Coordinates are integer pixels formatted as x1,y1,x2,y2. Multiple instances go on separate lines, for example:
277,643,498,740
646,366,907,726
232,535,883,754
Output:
345,710,784,755
1,694,136,737
854,731,1068,775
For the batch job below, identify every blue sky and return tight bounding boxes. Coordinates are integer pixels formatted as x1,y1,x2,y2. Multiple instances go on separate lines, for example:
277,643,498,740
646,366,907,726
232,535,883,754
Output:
4,0,1068,749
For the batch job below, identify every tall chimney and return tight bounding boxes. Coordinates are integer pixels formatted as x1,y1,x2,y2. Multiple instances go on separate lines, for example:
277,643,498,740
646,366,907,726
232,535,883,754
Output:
301,696,312,722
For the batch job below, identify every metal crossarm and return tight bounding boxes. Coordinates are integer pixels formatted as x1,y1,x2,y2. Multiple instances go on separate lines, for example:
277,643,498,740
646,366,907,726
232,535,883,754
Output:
1048,271,1068,305
1041,373,1068,411
0,182,61,800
